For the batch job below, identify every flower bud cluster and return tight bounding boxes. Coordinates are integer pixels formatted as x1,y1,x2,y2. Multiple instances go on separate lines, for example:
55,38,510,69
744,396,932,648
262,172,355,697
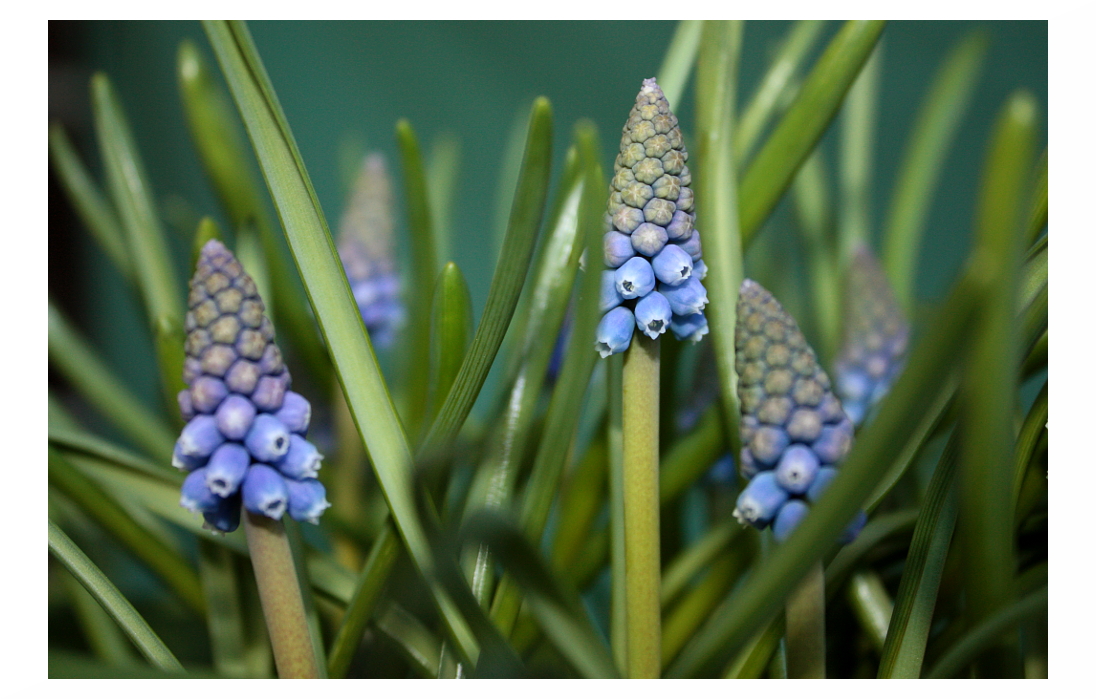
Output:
595,78,710,358
337,153,404,349
732,280,865,543
833,246,909,426
176,240,330,533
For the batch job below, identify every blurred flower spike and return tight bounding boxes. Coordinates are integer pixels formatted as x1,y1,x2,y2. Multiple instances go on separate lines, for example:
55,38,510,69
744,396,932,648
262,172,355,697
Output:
833,245,910,426
337,152,405,349
595,77,709,357
733,279,865,544
175,239,330,533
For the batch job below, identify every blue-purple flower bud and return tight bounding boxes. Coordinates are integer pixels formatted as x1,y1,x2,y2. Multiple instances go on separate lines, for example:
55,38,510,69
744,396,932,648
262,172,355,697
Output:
244,413,291,464
276,434,323,480
600,270,625,313
614,256,656,300
604,231,634,268
202,494,241,533
242,464,289,520
660,277,708,316
214,394,256,441
774,444,820,495
634,291,672,340
806,466,838,503
177,415,225,460
595,306,635,358
204,442,251,497
630,222,668,257
670,312,709,343
172,442,207,472
773,499,810,542
285,478,331,525
180,468,221,513
651,244,693,286
733,471,788,527
273,391,311,436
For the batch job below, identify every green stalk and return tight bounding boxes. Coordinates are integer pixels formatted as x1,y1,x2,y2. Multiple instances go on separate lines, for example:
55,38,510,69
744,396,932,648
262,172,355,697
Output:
621,334,661,678
695,20,744,457
243,512,319,678
784,561,826,678
958,90,1038,678
607,353,627,672
49,520,184,673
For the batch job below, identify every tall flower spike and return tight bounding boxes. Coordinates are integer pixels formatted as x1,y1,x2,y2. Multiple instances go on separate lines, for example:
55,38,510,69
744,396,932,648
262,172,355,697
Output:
177,239,330,533
733,279,865,544
594,77,710,356
337,153,404,349
833,245,910,426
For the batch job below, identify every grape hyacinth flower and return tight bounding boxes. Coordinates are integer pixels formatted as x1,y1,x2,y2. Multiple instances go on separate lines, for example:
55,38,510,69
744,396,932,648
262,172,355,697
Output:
732,279,865,543
833,245,910,426
337,153,404,349
176,239,330,532
594,77,710,356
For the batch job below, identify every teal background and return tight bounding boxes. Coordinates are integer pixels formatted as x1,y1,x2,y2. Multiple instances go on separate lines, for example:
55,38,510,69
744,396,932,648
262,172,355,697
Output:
49,20,1047,421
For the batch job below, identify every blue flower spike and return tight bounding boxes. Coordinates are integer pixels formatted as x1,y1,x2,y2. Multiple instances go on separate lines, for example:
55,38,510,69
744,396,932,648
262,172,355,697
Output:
594,78,710,357
176,240,329,533
732,279,866,544
834,245,910,426
337,153,404,349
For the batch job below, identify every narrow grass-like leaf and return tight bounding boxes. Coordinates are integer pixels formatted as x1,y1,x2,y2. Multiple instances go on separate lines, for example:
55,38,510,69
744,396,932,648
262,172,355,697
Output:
328,523,401,678
878,432,960,678
926,586,1048,679
792,151,841,361
825,508,919,595
1026,148,1047,243
662,550,744,668
490,125,603,638
177,39,328,382
395,119,440,437
883,32,987,312
695,20,744,456
739,20,885,248
203,20,476,662
48,123,131,278
657,20,703,109
550,437,607,577
49,447,205,613
62,567,136,665
661,519,745,607
735,20,826,162
418,98,553,457
667,268,981,677
1012,381,1047,518
838,41,881,261
957,90,1038,678
723,613,783,678
49,305,176,462
49,424,176,483
465,512,619,679
427,133,461,272
49,520,185,673
197,540,251,677
425,262,474,429
659,404,723,505
374,600,444,678
846,570,893,653
90,72,186,407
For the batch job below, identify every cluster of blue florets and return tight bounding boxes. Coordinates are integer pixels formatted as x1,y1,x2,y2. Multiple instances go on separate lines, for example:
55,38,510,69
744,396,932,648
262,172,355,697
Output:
337,153,404,349
595,78,709,357
833,246,909,426
733,279,865,543
175,240,330,533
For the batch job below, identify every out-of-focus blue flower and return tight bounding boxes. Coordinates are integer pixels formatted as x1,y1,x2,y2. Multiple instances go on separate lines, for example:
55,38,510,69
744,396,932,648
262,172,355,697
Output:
732,279,866,544
594,78,710,356
834,245,909,426
176,240,330,533
337,153,404,349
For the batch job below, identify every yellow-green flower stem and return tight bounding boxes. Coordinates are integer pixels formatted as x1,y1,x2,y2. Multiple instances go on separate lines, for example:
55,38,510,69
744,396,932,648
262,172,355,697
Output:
244,512,320,678
622,334,661,678
784,560,826,678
